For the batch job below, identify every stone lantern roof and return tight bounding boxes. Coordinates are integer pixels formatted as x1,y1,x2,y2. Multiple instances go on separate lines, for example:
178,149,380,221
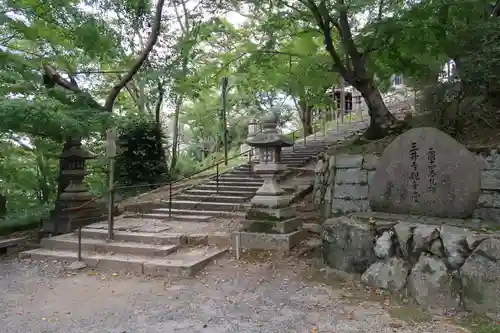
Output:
246,112,293,148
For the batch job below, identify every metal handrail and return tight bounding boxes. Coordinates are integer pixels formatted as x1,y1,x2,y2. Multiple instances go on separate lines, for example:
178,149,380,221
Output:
61,196,102,212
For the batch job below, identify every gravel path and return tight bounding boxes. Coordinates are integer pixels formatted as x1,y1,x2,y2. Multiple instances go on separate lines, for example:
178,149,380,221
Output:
0,254,469,333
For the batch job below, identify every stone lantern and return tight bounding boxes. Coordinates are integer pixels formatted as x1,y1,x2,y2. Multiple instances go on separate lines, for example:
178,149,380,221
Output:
246,118,260,162
201,139,211,159
232,111,306,255
44,137,103,235
247,113,293,199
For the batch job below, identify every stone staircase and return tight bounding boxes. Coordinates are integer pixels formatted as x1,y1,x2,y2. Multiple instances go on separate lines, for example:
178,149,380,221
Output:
132,140,336,222
20,120,371,277
20,230,228,277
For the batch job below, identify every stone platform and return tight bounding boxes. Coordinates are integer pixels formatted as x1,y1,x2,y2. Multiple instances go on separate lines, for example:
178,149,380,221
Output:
322,212,500,320
232,228,308,255
20,218,232,278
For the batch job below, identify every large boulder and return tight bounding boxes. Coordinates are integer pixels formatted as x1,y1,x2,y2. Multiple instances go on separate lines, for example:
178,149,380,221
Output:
408,253,461,310
369,127,481,218
361,258,409,292
461,238,500,320
322,216,376,274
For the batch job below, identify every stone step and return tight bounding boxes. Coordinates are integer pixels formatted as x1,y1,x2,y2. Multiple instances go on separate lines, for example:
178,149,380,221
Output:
214,176,262,182
228,167,253,171
206,181,262,187
79,228,230,247
282,155,320,159
184,189,254,197
126,212,213,222
173,194,248,203
168,200,246,211
19,246,228,277
284,149,325,153
80,228,186,244
41,234,180,257
227,170,255,175
289,145,328,150
282,157,314,162
196,185,258,192
234,165,252,170
143,208,245,219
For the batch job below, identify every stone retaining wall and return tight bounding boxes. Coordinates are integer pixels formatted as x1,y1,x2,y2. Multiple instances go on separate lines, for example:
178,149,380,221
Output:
475,150,500,223
313,151,500,222
322,215,500,320
313,154,378,218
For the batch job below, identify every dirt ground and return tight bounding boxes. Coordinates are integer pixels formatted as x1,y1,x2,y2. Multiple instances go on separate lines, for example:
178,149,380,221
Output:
0,252,472,333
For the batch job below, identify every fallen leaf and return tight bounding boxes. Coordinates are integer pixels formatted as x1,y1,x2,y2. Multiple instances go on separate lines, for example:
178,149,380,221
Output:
112,273,119,277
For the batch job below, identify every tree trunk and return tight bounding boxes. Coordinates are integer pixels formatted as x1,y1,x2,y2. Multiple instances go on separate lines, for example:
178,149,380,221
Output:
169,97,183,174
358,82,396,140
0,194,6,219
154,82,165,127
298,99,314,136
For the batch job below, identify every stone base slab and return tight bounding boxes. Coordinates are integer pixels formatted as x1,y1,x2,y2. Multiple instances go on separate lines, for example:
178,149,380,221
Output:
240,217,303,234
246,206,294,220
250,194,291,208
19,246,228,278
231,228,308,255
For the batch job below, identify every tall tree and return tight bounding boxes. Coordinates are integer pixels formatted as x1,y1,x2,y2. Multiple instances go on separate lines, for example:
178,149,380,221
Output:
2,0,166,199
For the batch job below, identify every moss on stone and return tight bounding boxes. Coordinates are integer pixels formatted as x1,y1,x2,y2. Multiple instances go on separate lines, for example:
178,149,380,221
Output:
462,276,485,304
245,209,287,221
244,221,279,234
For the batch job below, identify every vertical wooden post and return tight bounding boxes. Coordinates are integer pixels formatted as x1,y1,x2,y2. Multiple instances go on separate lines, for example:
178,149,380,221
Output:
106,128,117,241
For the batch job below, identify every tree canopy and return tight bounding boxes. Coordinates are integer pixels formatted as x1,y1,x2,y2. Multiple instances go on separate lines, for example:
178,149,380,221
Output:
0,0,499,232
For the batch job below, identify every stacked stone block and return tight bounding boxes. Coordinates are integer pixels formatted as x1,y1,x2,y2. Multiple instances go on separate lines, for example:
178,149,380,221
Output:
313,154,379,217
475,150,500,223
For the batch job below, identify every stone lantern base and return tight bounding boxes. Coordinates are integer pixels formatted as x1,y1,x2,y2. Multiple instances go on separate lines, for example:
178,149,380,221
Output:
231,194,307,256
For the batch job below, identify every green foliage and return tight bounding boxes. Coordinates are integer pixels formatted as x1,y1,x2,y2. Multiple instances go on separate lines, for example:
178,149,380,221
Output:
1,0,499,235
115,117,169,188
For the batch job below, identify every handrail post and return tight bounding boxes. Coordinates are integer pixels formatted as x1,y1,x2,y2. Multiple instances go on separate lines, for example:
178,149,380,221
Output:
292,132,295,151
77,226,83,261
107,156,115,241
107,187,115,241
216,164,219,193
323,109,327,136
169,182,172,218
313,110,317,141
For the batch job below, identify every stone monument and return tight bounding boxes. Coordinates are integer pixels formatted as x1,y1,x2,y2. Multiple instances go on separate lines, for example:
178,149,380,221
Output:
232,112,307,254
369,127,482,218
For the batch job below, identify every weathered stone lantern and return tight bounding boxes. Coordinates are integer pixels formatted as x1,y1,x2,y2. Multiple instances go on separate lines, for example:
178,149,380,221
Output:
201,139,211,159
232,112,306,255
246,118,260,162
44,137,103,235
247,113,292,201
